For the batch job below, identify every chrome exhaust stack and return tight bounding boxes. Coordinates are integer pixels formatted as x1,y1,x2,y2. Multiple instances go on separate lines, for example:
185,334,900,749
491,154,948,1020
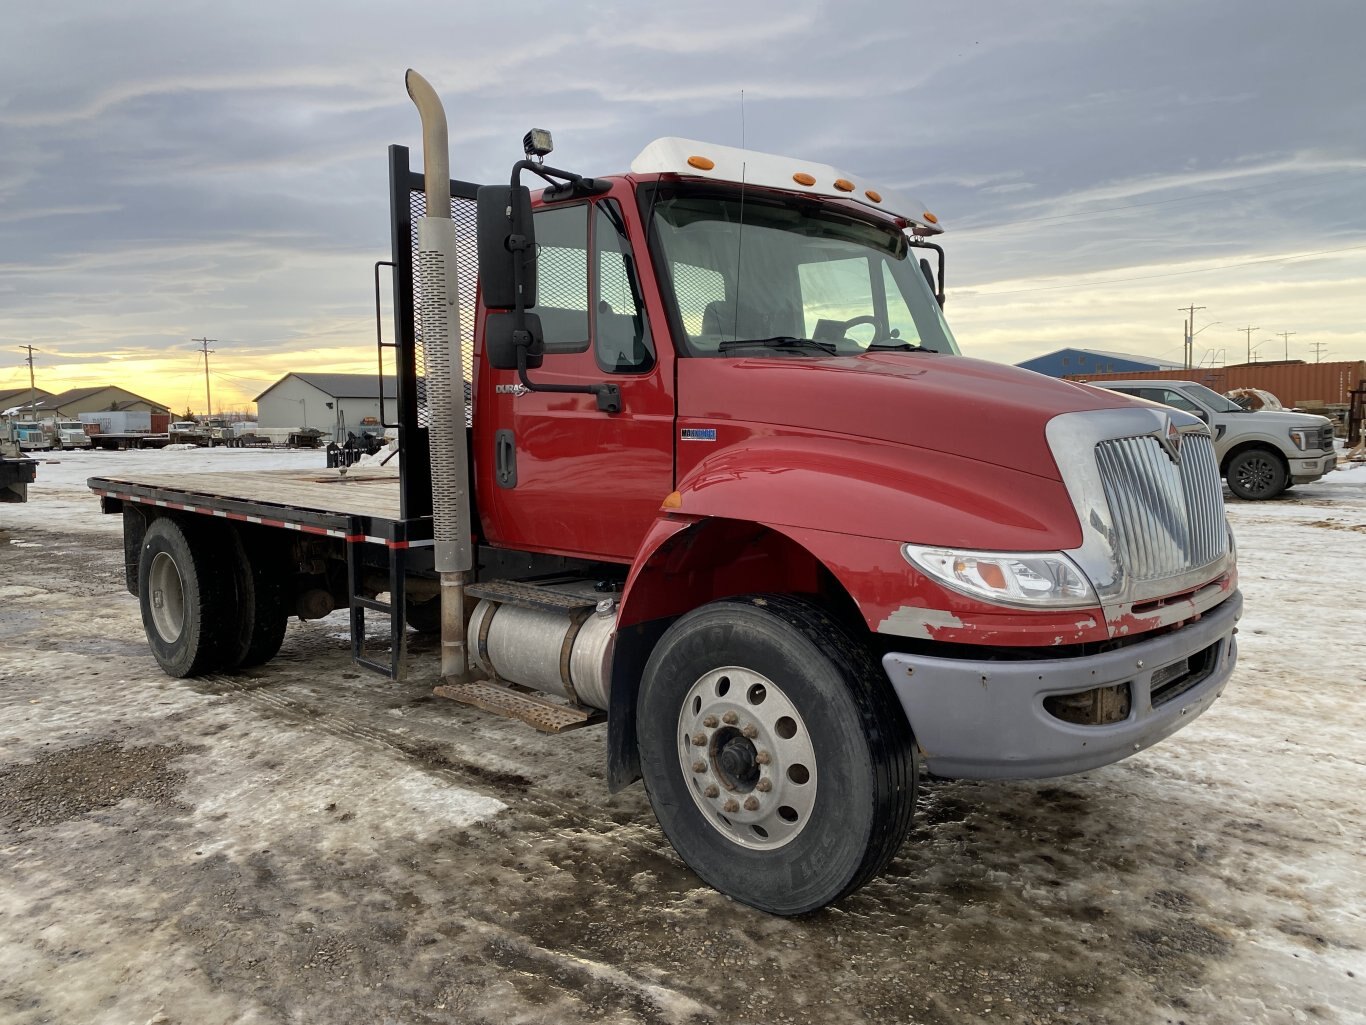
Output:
405,69,473,681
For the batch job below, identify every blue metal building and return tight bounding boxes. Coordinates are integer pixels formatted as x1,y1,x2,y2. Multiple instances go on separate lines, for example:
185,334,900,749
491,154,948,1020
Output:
1015,348,1183,378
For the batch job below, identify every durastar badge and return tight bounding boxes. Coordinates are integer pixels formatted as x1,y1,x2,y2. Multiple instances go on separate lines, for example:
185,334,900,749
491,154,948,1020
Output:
495,383,530,397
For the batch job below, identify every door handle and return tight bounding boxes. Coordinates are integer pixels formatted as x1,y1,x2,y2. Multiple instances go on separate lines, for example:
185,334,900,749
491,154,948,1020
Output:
495,429,517,489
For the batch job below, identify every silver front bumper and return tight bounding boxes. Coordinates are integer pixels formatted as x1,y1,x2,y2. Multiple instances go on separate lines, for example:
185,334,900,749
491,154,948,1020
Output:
882,591,1242,780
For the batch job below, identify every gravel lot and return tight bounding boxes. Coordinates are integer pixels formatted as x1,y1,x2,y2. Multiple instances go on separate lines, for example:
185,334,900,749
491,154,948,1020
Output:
1,450,1363,1025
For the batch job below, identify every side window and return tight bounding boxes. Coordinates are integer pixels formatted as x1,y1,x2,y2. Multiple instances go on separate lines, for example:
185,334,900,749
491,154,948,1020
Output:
1159,389,1202,414
594,204,654,373
529,205,589,353
881,262,924,347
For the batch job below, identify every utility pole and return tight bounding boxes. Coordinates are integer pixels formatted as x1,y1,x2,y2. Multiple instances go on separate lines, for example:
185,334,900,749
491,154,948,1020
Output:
193,337,216,418
1310,341,1330,363
1179,304,1205,370
19,345,38,420
1239,325,1259,364
1277,330,1296,361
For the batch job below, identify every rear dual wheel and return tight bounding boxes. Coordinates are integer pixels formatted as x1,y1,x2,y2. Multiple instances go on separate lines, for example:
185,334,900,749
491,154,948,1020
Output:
637,594,917,916
138,518,289,677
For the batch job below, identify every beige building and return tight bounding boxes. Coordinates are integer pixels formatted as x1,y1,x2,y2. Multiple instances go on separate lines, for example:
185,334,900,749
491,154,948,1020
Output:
41,386,170,417
0,387,55,418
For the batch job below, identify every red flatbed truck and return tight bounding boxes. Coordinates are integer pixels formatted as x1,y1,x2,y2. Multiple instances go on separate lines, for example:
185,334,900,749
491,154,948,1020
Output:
88,73,1241,915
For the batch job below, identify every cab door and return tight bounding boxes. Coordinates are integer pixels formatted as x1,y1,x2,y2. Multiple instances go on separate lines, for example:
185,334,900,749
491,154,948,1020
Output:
475,193,675,562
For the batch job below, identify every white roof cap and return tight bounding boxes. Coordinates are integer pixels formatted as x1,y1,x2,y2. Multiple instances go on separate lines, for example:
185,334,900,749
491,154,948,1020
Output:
629,137,943,234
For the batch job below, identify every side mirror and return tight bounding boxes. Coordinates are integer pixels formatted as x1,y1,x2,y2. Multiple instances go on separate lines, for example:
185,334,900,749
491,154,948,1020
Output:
485,312,544,371
477,185,537,310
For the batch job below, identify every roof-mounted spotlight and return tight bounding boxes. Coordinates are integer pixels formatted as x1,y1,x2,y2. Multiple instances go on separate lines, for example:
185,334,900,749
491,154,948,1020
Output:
523,128,554,163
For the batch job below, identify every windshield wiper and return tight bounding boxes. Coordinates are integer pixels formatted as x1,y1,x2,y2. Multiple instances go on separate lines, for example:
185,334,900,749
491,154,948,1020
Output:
717,336,838,355
866,341,926,352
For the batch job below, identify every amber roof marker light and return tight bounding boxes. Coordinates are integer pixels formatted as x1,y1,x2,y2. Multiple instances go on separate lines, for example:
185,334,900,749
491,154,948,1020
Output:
833,178,855,192
793,172,817,186
687,155,715,170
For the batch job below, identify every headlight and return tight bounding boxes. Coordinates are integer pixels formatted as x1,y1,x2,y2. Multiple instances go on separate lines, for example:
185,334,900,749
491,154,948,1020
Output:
901,544,1098,609
1288,427,1315,451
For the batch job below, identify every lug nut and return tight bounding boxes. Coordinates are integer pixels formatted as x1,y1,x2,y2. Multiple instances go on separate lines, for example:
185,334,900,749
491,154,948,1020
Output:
704,784,719,799
743,796,760,812
756,778,772,793
703,714,719,729
722,711,739,725
723,798,739,813
692,760,706,773
755,750,771,766
741,724,758,739
691,733,707,747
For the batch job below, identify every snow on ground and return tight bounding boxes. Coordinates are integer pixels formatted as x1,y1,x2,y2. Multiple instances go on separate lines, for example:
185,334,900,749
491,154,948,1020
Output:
1,448,1364,1023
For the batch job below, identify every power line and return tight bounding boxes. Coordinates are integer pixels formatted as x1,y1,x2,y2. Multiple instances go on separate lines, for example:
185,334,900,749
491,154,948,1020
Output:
1179,304,1206,370
1277,330,1296,361
18,345,39,419
193,337,215,417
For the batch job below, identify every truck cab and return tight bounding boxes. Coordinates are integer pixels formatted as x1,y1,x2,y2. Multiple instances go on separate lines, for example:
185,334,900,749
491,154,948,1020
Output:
1088,379,1336,499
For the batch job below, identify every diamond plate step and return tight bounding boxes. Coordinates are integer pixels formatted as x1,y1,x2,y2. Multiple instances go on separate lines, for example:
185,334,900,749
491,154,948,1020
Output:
464,579,600,614
434,680,605,734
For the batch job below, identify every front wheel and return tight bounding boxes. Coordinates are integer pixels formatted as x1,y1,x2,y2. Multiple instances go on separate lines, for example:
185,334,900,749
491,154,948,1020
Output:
1226,448,1288,500
637,594,917,916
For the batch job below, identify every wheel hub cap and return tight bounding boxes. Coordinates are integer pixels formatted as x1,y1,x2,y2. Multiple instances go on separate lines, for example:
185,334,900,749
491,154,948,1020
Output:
677,666,817,850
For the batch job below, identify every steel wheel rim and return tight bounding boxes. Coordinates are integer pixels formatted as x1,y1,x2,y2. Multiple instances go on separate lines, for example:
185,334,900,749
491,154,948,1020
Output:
677,666,817,850
148,552,185,643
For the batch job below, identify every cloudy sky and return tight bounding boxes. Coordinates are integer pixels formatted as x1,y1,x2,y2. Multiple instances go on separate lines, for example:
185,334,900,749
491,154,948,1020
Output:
2,0,1364,413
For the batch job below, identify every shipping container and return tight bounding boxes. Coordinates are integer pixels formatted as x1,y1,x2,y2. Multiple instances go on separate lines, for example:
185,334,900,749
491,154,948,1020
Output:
1067,360,1366,408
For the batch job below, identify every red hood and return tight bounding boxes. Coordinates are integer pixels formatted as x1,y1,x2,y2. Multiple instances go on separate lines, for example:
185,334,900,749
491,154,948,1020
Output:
678,353,1133,479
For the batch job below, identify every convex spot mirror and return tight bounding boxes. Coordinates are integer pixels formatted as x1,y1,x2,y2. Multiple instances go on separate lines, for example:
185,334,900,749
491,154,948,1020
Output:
485,312,544,371
477,185,537,311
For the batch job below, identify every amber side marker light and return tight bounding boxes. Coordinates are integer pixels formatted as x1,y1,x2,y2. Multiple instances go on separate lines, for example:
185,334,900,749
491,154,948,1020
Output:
833,178,855,192
687,155,715,170
922,211,939,224
864,189,882,203
662,491,683,510
793,172,816,186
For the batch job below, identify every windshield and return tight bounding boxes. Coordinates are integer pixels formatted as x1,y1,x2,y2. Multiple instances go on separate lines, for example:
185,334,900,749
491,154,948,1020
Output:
643,185,959,358
1183,384,1243,413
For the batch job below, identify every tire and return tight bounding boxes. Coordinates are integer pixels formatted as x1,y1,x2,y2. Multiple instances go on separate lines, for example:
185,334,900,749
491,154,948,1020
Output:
226,527,290,668
1226,448,1288,500
138,517,236,678
637,594,917,916
405,597,441,634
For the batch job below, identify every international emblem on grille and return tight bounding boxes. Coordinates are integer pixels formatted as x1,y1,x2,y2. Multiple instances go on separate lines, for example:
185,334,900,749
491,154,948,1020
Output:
1157,419,1184,464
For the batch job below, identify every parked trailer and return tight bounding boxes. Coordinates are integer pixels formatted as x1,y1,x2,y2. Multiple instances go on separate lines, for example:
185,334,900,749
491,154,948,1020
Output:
88,72,1242,916
1,438,36,504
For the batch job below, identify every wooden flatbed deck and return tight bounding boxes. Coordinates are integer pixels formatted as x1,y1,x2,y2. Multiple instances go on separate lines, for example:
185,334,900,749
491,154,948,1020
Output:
87,467,426,547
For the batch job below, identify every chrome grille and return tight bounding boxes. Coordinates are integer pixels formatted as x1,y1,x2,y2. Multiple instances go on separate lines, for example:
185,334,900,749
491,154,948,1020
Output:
1094,433,1227,583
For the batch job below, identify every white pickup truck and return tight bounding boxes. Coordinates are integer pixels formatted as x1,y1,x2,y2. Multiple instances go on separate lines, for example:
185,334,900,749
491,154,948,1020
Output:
1089,379,1336,500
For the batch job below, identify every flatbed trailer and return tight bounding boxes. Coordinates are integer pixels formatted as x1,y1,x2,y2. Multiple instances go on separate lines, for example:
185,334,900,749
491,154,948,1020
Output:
89,432,172,451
